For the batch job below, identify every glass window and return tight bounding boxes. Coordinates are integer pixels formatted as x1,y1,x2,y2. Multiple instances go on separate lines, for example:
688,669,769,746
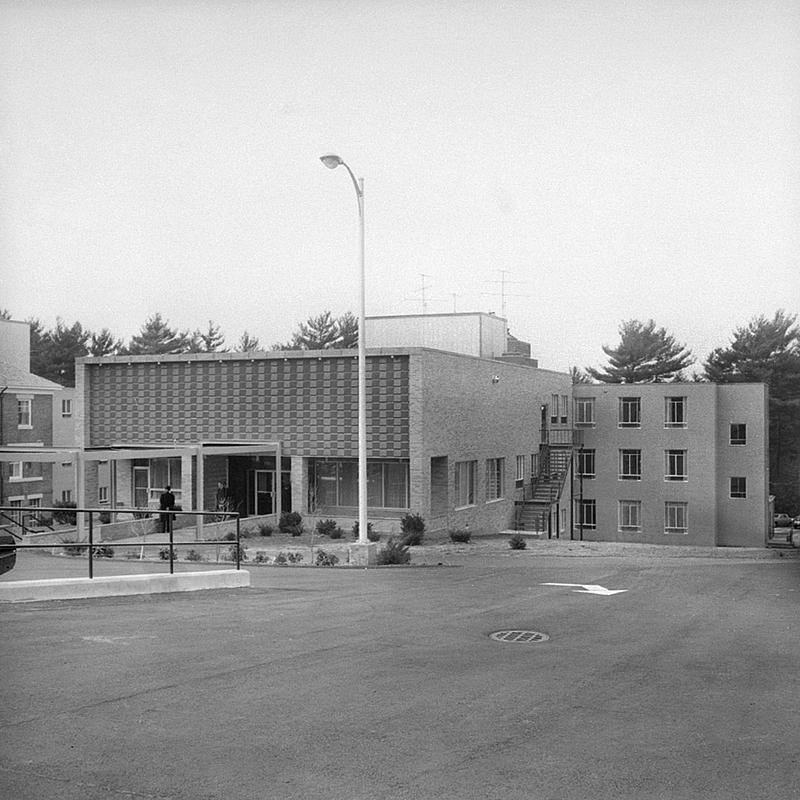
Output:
486,458,505,501
62,489,72,503
455,460,477,508
550,394,559,424
577,499,596,529
99,486,109,503
665,450,687,481
515,455,526,485
17,398,32,427
10,461,23,480
665,502,688,533
576,449,595,478
619,500,641,531
61,398,72,417
665,396,687,428
730,424,746,445
619,450,641,480
575,397,595,426
730,477,747,499
619,397,641,427
560,395,569,424
315,460,408,509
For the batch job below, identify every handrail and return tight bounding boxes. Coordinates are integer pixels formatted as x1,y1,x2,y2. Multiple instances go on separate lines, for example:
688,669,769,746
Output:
0,506,241,579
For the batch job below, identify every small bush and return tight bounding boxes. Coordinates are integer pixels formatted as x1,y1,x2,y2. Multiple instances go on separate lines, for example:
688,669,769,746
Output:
223,531,237,541
257,522,274,537
449,529,471,543
400,513,425,546
315,549,340,567
253,552,270,564
274,551,303,565
60,537,87,556
227,543,248,562
99,511,112,524
53,500,77,526
351,521,377,540
93,545,115,558
315,519,338,537
185,549,204,562
329,526,345,540
159,547,178,560
279,511,303,536
508,533,527,550
377,537,411,565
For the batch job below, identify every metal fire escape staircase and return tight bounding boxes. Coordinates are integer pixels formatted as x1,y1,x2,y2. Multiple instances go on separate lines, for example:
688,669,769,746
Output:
514,428,582,535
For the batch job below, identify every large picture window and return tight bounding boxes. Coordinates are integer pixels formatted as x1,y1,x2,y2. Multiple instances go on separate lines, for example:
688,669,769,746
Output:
314,459,409,509
455,460,477,508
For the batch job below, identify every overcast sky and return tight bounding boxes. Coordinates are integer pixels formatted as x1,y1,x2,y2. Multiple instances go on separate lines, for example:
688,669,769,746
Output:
1,0,798,372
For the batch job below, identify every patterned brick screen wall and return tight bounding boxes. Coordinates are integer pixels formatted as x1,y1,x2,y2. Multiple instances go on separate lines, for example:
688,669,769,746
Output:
87,354,410,458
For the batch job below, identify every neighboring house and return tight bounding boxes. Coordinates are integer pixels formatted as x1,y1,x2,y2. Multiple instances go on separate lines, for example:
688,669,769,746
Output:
70,313,770,548
52,386,79,505
0,320,63,529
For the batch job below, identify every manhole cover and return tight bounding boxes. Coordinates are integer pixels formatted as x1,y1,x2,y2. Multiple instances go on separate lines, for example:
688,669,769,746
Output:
489,630,550,643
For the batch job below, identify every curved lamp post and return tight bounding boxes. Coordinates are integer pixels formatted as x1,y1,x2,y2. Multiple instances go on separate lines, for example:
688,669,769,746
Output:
320,154,368,546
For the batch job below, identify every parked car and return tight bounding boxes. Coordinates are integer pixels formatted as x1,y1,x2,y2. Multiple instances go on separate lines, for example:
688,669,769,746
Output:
774,513,793,528
0,531,17,576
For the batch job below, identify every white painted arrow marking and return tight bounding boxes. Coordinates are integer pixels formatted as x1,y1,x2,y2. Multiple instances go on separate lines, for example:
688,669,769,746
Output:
541,582,628,596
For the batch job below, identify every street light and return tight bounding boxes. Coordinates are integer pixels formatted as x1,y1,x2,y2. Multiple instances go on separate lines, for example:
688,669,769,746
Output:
320,154,368,546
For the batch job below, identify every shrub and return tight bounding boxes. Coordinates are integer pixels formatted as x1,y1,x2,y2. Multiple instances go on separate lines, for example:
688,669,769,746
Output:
315,549,340,567
329,527,345,540
257,522,274,537
279,511,303,536
53,500,77,526
352,521,378,541
185,549,204,562
253,552,270,564
60,536,87,556
223,531,237,541
508,533,527,550
159,547,178,560
227,543,248,562
99,511,112,524
377,537,411,565
315,519,338,537
274,551,303,565
400,513,425,546
449,529,471,543
93,545,115,558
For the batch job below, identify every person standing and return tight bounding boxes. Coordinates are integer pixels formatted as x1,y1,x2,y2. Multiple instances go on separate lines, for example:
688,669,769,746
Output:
159,485,176,533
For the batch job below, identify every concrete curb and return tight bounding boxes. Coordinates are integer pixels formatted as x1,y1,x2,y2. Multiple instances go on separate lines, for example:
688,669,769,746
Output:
0,569,250,603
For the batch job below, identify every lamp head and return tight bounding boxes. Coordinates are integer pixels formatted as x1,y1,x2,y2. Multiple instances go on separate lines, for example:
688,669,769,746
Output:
320,154,343,169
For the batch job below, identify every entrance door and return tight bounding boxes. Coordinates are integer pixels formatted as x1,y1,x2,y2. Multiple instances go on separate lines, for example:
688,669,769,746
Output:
133,467,150,509
253,470,275,516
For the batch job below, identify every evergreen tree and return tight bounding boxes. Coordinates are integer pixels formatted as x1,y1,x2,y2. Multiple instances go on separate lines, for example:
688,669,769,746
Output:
27,317,50,378
586,319,694,383
124,313,191,355
704,310,800,513
570,365,592,384
189,320,227,353
273,310,358,350
236,331,261,352
44,319,90,386
0,309,11,320
336,311,358,349
89,328,123,357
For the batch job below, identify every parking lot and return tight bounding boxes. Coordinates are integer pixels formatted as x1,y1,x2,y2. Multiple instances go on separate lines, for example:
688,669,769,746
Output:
2,544,799,800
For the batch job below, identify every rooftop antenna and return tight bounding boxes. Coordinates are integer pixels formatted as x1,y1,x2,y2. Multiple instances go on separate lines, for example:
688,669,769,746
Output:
482,269,530,320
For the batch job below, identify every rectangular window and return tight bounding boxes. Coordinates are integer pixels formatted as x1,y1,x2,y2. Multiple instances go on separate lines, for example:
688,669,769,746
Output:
730,424,746,445
99,486,109,503
486,458,505,501
550,394,559,424
61,489,72,503
17,398,32,427
515,455,526,485
619,500,642,532
560,395,569,424
577,499,596,529
730,477,747,499
665,396,686,428
665,502,688,533
454,460,477,508
619,449,641,480
61,398,72,417
575,397,595,427
665,450,687,481
619,397,641,428
10,461,23,480
314,459,409,509
576,449,595,478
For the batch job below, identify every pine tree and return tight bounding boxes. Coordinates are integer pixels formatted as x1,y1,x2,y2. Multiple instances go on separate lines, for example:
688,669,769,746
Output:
124,313,191,355
189,320,227,353
236,331,261,352
89,328,123,357
336,312,358,349
586,319,694,383
44,319,90,385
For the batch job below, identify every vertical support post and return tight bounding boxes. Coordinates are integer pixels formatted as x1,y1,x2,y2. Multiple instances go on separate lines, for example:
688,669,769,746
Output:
88,510,94,579
168,513,174,575
235,515,241,570
196,445,204,542
357,175,368,545
579,446,584,542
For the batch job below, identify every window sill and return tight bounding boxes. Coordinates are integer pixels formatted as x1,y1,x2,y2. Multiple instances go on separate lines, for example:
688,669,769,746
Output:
485,498,505,505
664,424,687,429
730,442,746,446
9,476,43,483
618,424,641,429
664,529,688,535
454,504,476,511
730,495,747,500
619,527,641,533
17,424,33,430
665,477,688,482
618,476,641,481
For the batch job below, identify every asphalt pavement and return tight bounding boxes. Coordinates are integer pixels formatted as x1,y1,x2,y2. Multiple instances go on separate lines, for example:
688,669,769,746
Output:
1,545,799,800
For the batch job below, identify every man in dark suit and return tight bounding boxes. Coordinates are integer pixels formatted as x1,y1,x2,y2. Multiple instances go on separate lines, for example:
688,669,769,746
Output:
159,485,176,533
